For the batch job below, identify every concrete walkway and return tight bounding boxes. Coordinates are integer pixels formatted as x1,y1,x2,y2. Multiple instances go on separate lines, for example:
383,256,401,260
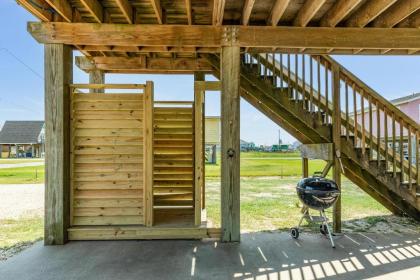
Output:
0,162,44,169
0,232,419,280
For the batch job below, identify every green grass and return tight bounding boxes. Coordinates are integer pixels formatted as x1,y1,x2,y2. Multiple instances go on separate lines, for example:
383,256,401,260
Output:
0,217,43,249
206,151,326,177
0,159,43,164
205,176,395,232
0,166,45,184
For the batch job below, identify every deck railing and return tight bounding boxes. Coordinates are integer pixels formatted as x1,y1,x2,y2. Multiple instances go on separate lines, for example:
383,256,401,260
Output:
243,53,419,196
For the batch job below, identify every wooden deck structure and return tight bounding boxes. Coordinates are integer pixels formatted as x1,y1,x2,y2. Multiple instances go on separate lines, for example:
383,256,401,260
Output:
16,0,420,244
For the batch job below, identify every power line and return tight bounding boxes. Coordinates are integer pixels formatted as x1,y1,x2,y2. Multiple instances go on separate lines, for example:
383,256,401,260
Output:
0,47,43,80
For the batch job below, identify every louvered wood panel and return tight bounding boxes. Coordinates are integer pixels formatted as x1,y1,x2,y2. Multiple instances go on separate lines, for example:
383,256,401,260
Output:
153,106,194,210
71,93,145,226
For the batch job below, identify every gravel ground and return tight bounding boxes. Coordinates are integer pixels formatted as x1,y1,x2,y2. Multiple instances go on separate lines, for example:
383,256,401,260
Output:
0,184,44,219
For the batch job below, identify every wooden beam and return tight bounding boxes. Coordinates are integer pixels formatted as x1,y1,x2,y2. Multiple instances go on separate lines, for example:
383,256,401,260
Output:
213,0,226,25
44,44,72,245
16,0,53,22
44,0,73,22
114,0,133,24
75,56,213,73
28,22,420,50
221,46,240,242
320,0,363,27
293,0,327,27
194,79,205,226
398,9,420,27
268,0,290,26
144,81,154,227
332,65,342,233
185,0,192,24
150,0,163,24
242,0,256,25
346,0,398,27
372,0,420,27
79,0,103,23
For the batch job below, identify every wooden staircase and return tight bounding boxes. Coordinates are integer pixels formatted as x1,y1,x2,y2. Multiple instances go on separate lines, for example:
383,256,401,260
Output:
206,53,420,221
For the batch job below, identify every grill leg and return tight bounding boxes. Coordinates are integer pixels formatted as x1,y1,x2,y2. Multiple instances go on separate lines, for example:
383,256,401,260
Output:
297,208,308,230
321,210,335,248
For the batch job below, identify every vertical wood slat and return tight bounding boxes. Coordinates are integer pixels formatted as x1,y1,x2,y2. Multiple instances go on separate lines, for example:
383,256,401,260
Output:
416,131,419,190
377,103,381,165
361,91,365,155
384,108,388,171
44,44,73,245
279,54,284,88
287,54,291,97
302,55,306,109
392,112,396,177
408,126,412,189
353,84,358,147
325,61,329,120
294,54,299,102
332,65,341,233
272,53,277,87
309,57,313,112
400,119,404,183
317,57,321,110
144,81,154,227
368,95,373,160
221,46,241,242
345,82,349,140
194,80,204,226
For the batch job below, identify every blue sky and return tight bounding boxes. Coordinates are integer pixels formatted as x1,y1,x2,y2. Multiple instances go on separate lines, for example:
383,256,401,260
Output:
1,0,420,145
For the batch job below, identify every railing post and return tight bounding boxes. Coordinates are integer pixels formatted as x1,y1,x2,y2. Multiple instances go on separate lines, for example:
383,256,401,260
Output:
144,81,154,227
332,64,342,233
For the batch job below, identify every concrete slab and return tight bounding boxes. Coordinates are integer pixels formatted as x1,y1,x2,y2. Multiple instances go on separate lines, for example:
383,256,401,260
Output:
0,231,419,280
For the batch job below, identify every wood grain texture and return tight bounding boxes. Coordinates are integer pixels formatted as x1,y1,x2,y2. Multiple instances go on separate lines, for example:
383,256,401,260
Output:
144,81,154,226
44,44,72,245
88,70,105,93
221,46,240,242
194,79,205,226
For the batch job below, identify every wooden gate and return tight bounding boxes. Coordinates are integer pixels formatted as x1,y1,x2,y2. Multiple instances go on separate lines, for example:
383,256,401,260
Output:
70,85,148,227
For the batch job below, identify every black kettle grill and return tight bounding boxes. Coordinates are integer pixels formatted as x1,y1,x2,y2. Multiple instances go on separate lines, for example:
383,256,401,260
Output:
290,176,341,248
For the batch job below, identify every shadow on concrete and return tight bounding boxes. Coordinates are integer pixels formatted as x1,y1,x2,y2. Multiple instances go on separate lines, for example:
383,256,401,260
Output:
0,231,419,280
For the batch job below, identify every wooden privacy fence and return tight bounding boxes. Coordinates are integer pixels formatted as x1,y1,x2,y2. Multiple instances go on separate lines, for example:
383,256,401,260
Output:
69,83,203,231
69,83,153,227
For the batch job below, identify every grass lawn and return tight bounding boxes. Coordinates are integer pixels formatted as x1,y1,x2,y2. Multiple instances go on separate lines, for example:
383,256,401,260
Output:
0,159,43,164
206,151,327,177
0,166,45,184
0,216,43,260
205,176,420,233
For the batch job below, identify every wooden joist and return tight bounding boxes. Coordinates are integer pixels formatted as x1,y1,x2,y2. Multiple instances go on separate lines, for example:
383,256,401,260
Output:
150,0,163,24
320,0,363,27
372,0,420,27
242,0,256,25
114,0,133,24
79,0,103,23
268,0,290,26
213,0,226,25
293,0,327,27
28,22,420,52
346,0,398,27
44,0,73,22
16,0,53,22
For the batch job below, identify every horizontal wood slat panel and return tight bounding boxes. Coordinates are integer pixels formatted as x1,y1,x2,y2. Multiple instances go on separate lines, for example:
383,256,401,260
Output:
75,136,143,146
74,128,143,137
153,106,194,209
71,92,145,227
73,216,144,226
74,101,143,110
74,119,143,128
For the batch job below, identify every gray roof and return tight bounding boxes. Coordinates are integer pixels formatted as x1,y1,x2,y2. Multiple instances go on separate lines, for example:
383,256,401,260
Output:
0,121,44,144
390,92,420,105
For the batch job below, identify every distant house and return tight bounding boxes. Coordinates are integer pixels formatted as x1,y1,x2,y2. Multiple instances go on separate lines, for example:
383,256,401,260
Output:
0,121,45,158
240,139,256,151
205,117,220,164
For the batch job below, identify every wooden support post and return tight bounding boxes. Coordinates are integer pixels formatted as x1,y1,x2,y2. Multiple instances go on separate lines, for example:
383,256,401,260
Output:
194,73,205,226
144,81,154,227
89,70,105,93
332,64,342,233
221,45,240,242
302,158,309,178
44,44,73,245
